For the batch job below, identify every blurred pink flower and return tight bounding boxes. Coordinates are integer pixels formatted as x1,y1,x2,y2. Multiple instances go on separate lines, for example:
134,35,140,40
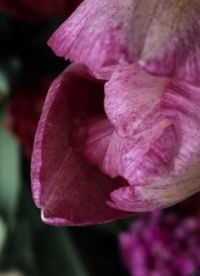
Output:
0,0,81,21
119,211,200,276
31,63,200,226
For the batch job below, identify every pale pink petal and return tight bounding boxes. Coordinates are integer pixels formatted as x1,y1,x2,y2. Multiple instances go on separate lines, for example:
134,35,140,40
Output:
48,0,200,84
139,0,200,84
104,65,169,137
122,124,177,185
104,65,176,185
108,162,200,212
162,81,200,173
69,66,174,183
108,80,200,212
31,64,131,226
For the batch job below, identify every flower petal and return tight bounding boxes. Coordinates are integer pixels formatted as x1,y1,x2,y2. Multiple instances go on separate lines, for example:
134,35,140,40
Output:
71,116,125,178
108,80,200,212
48,0,137,70
139,0,200,84
31,64,131,226
104,65,176,185
162,81,200,173
48,0,200,84
108,162,200,212
104,65,169,137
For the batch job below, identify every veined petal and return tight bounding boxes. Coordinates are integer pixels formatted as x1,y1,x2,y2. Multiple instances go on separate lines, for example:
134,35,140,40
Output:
48,0,137,70
139,0,200,84
104,65,176,185
48,0,200,84
31,64,131,226
104,65,169,137
162,81,200,173
108,162,200,212
108,80,200,212
71,65,176,184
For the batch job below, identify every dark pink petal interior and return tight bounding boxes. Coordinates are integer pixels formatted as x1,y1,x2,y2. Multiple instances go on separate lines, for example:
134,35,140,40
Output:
31,64,131,226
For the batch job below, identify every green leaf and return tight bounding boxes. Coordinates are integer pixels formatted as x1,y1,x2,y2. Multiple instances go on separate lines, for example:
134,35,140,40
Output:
0,70,9,99
0,216,7,256
0,127,21,225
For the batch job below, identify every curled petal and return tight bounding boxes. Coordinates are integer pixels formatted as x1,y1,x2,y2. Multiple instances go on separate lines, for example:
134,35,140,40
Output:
104,65,169,137
104,65,176,184
48,0,200,84
108,162,200,212
108,80,200,212
162,81,200,173
72,65,175,184
48,0,137,70
139,0,200,84
31,64,131,226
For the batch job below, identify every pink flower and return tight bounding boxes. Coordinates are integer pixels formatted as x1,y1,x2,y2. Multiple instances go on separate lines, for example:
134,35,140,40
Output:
31,0,200,226
119,211,200,276
31,63,200,226
0,0,81,21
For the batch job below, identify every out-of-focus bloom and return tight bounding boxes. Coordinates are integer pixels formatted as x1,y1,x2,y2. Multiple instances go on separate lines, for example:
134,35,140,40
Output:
31,63,200,226
0,0,81,21
48,0,200,85
8,79,48,158
119,211,200,276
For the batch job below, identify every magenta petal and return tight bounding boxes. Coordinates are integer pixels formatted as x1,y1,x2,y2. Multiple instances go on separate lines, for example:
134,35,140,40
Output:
108,162,200,212
48,0,200,84
31,64,131,226
104,65,176,184
104,65,169,137
48,0,136,71
162,81,200,173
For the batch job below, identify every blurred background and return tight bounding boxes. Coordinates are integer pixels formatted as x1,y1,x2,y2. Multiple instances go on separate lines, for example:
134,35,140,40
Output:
0,2,200,276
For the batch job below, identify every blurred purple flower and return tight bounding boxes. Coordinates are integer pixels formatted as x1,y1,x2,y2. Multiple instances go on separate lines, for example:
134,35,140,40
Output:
119,211,200,276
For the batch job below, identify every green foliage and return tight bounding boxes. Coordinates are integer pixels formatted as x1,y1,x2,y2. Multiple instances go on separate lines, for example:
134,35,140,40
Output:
0,127,21,225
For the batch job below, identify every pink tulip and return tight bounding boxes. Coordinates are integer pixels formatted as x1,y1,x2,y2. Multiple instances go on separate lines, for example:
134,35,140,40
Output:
31,0,200,226
31,63,200,226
